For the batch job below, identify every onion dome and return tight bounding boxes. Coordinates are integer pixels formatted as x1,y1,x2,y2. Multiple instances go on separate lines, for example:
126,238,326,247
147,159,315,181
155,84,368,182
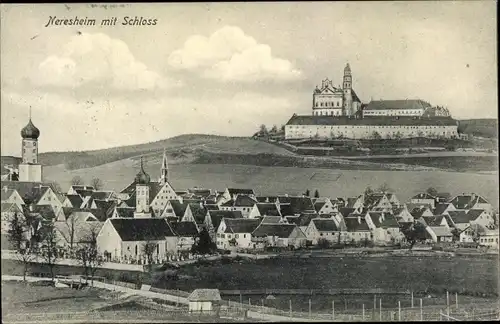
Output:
135,157,150,184
21,119,40,140
344,63,351,73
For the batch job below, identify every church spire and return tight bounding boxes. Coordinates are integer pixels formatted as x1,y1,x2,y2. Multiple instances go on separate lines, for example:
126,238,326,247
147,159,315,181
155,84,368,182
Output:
160,148,169,184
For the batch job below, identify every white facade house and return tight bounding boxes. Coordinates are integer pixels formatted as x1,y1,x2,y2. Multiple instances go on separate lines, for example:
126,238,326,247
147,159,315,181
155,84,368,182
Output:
216,218,260,250
188,289,221,312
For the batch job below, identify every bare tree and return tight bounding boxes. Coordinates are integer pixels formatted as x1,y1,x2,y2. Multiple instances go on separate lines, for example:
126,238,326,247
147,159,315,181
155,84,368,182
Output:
371,131,382,140
270,125,278,133
39,222,59,282
76,225,103,286
66,215,77,256
8,212,39,281
377,183,391,193
90,178,104,191
71,176,84,186
426,187,438,197
259,124,268,136
50,181,63,194
364,186,374,196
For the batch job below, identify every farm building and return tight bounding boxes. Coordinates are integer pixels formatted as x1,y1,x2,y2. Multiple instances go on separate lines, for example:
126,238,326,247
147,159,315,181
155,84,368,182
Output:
188,289,221,312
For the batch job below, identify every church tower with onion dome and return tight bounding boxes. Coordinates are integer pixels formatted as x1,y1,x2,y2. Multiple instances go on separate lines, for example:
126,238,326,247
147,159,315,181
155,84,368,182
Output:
18,108,42,182
134,156,152,218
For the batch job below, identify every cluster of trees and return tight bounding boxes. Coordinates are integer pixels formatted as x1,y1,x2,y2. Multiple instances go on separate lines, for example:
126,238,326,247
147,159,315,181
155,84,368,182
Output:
71,176,104,190
257,124,286,137
363,183,392,196
7,211,102,284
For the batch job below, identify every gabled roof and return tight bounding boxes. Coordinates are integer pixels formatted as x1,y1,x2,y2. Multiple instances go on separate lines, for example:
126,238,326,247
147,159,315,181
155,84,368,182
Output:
429,226,453,237
406,202,433,211
188,188,212,197
380,213,400,228
367,212,383,227
296,212,318,227
208,210,243,230
279,197,315,216
466,209,486,221
60,207,107,222
338,207,356,218
22,205,56,221
411,192,436,200
170,221,198,237
312,219,338,232
93,199,117,216
344,217,370,232
75,188,94,198
65,194,84,208
450,194,488,210
433,203,452,216
364,193,386,208
314,201,326,212
1,188,16,201
233,195,258,207
223,218,260,234
410,206,430,219
252,223,298,238
256,196,278,203
70,185,95,191
1,202,21,213
205,204,220,211
110,218,175,241
259,216,282,224
90,191,114,201
66,211,100,224
364,99,432,111
1,181,55,202
168,200,189,216
188,289,221,302
284,215,300,226
447,211,470,224
119,181,161,204
114,207,135,218
256,203,281,216
187,203,207,224
227,188,255,196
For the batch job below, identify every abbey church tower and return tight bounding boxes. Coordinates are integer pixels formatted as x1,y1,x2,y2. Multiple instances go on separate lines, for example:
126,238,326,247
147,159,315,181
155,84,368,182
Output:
343,63,354,116
18,109,42,182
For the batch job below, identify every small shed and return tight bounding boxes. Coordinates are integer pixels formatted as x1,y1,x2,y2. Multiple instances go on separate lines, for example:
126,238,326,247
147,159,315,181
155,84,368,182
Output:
187,289,222,312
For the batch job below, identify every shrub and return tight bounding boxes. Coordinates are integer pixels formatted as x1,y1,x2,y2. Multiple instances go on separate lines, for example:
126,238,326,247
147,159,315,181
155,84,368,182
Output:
317,238,331,249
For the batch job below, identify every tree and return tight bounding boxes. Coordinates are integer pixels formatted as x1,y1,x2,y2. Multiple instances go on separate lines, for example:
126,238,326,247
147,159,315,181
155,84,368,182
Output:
66,215,78,255
364,186,374,196
401,222,428,251
394,132,403,142
314,189,320,198
71,176,84,186
304,189,310,197
39,222,59,282
259,124,268,136
142,241,157,267
191,228,217,255
270,125,278,133
90,177,104,190
377,183,391,193
76,225,103,286
426,187,438,197
8,212,38,281
371,131,382,140
280,125,286,132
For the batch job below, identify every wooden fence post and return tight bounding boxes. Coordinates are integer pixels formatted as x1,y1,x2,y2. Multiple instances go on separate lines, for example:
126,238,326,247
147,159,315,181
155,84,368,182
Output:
398,300,401,321
455,292,458,309
420,298,423,321
332,300,335,321
248,298,251,306
289,299,292,318
447,290,450,317
411,291,414,308
309,298,312,319
362,304,365,321
379,298,382,321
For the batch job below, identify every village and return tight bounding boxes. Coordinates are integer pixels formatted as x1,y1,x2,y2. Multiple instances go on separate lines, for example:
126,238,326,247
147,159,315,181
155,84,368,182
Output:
2,147,499,268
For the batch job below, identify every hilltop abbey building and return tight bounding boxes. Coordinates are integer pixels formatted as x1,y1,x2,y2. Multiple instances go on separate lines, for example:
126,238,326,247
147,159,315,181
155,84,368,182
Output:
285,63,458,140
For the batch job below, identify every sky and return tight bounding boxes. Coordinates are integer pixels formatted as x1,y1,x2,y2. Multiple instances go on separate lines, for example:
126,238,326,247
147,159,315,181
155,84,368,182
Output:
1,2,497,155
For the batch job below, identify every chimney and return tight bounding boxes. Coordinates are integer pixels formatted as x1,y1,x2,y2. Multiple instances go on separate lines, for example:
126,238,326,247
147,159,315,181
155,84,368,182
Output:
29,204,33,212
357,215,361,224
3,186,8,193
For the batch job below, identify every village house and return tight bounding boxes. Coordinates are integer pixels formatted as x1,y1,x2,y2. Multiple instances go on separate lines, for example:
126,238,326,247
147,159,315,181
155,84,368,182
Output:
385,193,401,207
1,187,24,208
458,225,478,244
248,202,281,219
344,216,371,244
304,218,340,245
433,202,457,216
204,210,243,241
447,209,495,231
97,218,178,263
67,185,95,196
278,196,316,216
1,202,24,235
365,212,403,245
216,218,260,250
256,196,278,204
477,224,499,248
219,194,258,218
220,188,256,205
187,289,221,313
392,205,414,223
61,194,84,209
449,193,493,213
363,193,393,212
408,192,438,209
160,200,188,219
426,226,454,243
170,221,199,252
409,205,434,220
181,202,207,230
314,198,337,215
111,207,135,219
345,196,364,210
251,223,306,249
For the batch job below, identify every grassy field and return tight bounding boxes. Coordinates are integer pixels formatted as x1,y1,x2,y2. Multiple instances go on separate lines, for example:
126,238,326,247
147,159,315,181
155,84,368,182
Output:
43,162,499,209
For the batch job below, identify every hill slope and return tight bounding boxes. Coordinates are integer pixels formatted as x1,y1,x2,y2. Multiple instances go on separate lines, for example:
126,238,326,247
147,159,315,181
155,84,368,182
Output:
457,118,498,138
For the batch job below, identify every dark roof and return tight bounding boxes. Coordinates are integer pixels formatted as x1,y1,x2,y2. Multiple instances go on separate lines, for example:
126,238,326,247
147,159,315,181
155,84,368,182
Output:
1,188,16,201
67,208,108,222
256,203,281,216
364,99,432,111
367,212,383,227
314,201,326,212
188,289,221,302
466,209,486,221
285,215,300,225
259,216,283,224
110,218,175,241
296,212,318,226
170,221,198,237
188,188,212,197
312,219,338,232
338,207,356,218
351,90,361,103
22,205,56,221
75,188,94,198
344,217,370,232
93,199,117,216
205,204,220,211
227,188,255,196
252,224,298,238
433,203,452,216
285,115,457,126
450,194,488,210
223,218,261,234
1,202,20,213
119,181,161,204
410,207,430,219
169,200,189,216
187,203,207,224
208,210,243,230
91,191,114,201
279,197,315,216
447,211,471,224
114,207,136,218
0,181,54,203
233,195,258,207
65,194,83,208
379,213,399,228
422,215,446,227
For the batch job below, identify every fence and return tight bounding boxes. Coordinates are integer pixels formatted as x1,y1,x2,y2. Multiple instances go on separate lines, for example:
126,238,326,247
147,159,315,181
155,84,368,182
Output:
220,288,411,295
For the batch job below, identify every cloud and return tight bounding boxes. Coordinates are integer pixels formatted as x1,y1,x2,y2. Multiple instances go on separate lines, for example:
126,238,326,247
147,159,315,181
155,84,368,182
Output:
1,89,294,155
168,26,302,82
33,32,178,91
